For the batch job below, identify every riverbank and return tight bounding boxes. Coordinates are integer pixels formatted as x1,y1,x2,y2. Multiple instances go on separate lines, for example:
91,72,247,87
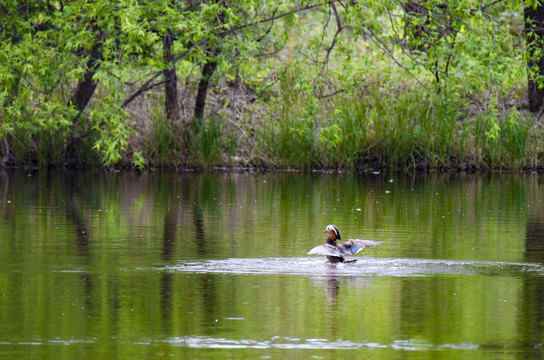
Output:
4,83,540,173
1,1,533,173
113,79,540,173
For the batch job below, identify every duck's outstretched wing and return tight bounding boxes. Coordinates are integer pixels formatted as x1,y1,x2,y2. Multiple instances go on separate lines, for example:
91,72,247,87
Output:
339,239,382,255
307,244,343,257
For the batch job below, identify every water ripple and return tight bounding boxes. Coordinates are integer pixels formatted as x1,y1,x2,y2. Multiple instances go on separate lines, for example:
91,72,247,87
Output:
165,335,479,351
166,257,543,277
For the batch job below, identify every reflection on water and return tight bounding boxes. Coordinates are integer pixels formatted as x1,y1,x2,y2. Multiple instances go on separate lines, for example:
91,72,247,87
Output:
0,170,544,359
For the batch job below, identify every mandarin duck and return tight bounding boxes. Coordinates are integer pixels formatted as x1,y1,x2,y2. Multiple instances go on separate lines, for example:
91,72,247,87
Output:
307,224,381,263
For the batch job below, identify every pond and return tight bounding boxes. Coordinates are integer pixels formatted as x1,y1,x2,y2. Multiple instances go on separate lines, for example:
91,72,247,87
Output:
0,170,543,359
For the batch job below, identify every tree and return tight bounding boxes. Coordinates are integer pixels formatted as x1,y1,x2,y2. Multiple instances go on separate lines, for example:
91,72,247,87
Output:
0,0,174,166
525,0,544,113
163,28,178,123
0,0,534,169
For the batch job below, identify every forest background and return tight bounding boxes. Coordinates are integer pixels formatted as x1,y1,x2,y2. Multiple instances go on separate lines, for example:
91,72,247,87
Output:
2,0,544,172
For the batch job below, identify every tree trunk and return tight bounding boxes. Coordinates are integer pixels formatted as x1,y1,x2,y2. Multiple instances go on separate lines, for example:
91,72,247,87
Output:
69,32,105,121
66,31,105,165
163,29,178,122
194,52,219,121
525,4,544,113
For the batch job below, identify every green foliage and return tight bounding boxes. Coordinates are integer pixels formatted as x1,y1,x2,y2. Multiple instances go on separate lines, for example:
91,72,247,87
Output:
186,116,231,168
249,0,536,171
0,0,540,171
258,64,317,168
149,117,182,167
472,99,531,169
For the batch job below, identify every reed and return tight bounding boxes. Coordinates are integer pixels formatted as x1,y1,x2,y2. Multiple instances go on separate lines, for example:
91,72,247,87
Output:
11,65,531,172
186,115,230,168
252,77,537,172
471,102,532,170
255,65,316,169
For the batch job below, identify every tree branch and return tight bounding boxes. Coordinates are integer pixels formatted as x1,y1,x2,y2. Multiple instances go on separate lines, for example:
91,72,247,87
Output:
122,38,209,108
221,2,324,36
122,3,327,106
122,71,165,108
324,1,343,71
365,26,430,91
471,0,504,12
314,1,346,98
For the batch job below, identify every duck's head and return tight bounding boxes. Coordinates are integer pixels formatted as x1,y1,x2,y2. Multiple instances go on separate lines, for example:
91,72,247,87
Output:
324,224,341,241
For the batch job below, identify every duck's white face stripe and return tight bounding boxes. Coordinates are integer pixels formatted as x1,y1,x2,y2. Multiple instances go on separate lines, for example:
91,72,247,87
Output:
326,225,339,238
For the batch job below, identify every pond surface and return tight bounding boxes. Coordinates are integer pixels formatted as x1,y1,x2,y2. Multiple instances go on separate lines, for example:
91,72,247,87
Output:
0,170,544,359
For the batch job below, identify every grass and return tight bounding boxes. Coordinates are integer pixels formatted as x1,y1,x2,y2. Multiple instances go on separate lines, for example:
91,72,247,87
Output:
286,101,535,172
0,0,534,172
2,69,539,173
248,67,538,172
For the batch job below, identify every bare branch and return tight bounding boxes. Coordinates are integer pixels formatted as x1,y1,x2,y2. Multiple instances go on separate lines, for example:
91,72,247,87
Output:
365,26,430,91
122,38,209,108
314,1,346,98
324,1,343,68
221,2,324,36
122,71,165,108
471,0,504,12
121,2,327,106
313,79,345,98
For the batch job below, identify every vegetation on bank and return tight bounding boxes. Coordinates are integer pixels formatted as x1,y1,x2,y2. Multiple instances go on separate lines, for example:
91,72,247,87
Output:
1,1,544,171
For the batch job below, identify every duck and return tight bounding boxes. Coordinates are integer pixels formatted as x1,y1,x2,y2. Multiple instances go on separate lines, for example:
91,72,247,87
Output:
307,224,382,263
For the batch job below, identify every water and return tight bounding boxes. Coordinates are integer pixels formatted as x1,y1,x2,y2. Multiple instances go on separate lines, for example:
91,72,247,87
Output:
0,170,544,359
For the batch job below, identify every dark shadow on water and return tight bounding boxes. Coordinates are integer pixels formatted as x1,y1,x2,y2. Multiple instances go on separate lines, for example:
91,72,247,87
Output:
192,202,206,256
161,208,177,332
162,209,177,261
160,177,181,332
325,274,340,302
160,272,173,332
62,172,103,321
519,216,544,356
308,262,376,305
525,218,544,264
63,172,90,258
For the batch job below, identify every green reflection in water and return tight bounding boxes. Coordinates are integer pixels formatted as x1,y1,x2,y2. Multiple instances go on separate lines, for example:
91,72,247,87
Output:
0,170,543,359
